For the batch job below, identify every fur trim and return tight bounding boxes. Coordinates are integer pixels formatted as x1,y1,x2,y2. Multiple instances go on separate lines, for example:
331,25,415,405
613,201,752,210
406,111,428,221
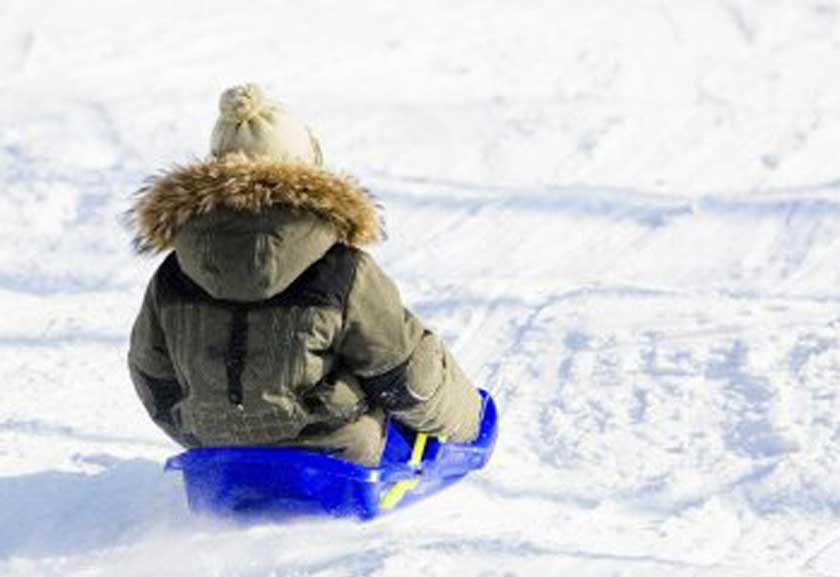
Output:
129,155,383,253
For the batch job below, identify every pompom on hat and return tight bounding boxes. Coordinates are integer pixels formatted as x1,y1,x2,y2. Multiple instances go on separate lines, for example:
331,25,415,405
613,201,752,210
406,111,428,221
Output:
210,83,323,166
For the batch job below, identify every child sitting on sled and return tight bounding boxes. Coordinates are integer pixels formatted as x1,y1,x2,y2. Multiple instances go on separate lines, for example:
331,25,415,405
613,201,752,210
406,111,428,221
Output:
127,84,481,465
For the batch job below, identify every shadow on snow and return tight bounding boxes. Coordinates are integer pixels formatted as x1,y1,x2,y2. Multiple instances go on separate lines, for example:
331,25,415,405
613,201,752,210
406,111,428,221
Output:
0,454,188,559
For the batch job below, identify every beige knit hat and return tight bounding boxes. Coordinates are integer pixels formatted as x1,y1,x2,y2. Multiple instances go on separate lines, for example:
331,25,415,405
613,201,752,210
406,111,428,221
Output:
209,83,323,165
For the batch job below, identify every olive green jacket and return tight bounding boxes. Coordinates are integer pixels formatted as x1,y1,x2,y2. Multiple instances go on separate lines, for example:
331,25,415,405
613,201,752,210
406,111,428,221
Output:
127,155,480,463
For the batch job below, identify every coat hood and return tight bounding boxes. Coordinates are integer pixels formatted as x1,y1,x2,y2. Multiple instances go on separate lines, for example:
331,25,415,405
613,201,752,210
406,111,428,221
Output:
129,155,383,301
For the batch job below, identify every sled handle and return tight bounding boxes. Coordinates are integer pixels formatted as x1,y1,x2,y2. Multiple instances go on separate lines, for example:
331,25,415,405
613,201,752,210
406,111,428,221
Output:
379,432,439,510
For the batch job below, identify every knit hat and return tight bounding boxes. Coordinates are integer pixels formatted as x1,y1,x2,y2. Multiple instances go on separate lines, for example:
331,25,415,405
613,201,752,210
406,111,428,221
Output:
209,83,323,166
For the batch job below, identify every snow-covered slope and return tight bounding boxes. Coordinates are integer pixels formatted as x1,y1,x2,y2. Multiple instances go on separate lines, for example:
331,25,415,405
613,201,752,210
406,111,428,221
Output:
2,1,840,575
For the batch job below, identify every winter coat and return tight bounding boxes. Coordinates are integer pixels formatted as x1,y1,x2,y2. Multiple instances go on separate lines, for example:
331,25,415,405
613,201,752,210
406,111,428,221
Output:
127,155,481,465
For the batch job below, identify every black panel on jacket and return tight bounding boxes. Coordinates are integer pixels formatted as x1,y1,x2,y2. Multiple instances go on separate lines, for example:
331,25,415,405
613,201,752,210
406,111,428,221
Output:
224,307,249,406
155,243,359,311
358,360,419,411
131,366,183,426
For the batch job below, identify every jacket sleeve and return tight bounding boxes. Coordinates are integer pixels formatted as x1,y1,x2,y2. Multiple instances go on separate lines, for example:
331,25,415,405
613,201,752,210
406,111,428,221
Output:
337,252,481,443
127,274,184,442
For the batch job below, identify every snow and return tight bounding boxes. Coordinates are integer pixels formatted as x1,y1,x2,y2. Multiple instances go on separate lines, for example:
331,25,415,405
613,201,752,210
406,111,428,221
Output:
2,0,840,575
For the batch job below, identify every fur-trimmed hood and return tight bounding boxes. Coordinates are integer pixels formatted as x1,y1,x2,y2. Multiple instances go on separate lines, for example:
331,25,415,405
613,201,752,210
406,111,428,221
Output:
129,156,383,302
129,155,382,254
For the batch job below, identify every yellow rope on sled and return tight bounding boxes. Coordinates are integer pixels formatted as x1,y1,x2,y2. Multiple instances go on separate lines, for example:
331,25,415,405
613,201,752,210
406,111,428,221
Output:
379,433,430,511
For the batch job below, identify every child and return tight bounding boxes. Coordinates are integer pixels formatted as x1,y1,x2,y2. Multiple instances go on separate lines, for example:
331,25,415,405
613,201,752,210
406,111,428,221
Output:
127,84,481,465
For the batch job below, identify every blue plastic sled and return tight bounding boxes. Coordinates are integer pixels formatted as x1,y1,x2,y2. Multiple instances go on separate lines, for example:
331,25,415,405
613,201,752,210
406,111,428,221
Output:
165,390,498,521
